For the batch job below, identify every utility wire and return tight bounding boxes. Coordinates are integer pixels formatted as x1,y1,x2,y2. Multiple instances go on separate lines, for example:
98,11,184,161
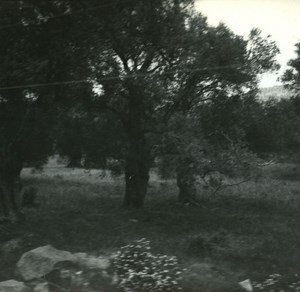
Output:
0,64,244,91
0,79,91,90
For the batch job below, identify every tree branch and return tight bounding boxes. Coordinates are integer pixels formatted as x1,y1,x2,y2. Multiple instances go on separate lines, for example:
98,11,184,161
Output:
162,81,217,122
113,46,130,73
140,51,155,72
212,176,255,195
157,47,175,67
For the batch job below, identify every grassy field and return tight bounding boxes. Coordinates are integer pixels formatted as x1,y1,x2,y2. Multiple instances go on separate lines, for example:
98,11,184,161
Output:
2,162,300,291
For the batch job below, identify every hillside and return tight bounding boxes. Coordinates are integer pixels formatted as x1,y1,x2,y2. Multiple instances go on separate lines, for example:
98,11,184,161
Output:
258,85,292,101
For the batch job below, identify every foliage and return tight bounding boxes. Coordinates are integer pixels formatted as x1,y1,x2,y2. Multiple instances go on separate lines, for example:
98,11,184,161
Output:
244,96,300,158
282,41,300,92
55,109,126,170
0,1,65,217
0,0,280,208
0,0,94,171
113,238,183,292
74,0,279,206
157,113,260,194
251,273,300,291
0,2,55,169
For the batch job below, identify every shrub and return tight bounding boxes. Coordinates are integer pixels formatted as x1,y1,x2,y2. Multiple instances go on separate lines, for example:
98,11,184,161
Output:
112,238,183,292
251,273,300,291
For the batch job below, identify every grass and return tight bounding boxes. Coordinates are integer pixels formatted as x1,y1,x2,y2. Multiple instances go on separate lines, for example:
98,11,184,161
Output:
2,162,300,291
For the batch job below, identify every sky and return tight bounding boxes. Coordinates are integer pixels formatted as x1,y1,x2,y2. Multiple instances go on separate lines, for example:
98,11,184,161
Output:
195,0,300,88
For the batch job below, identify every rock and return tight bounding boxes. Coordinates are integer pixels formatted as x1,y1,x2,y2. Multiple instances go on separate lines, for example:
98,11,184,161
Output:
16,245,75,281
0,280,29,292
32,282,50,292
74,252,111,270
239,279,253,292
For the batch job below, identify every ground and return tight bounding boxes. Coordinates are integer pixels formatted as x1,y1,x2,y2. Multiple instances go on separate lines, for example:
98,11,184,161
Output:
1,160,300,291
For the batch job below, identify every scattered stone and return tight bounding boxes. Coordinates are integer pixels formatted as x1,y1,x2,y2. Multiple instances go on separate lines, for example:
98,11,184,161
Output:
0,280,29,292
74,252,110,270
16,245,75,281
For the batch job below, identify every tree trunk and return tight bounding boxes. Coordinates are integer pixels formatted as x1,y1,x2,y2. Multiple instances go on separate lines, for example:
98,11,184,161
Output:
67,153,83,168
124,137,150,208
176,160,197,205
123,83,150,208
0,156,22,220
0,187,9,218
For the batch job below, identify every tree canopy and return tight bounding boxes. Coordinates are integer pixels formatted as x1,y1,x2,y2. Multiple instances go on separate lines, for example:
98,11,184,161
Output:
282,41,300,92
0,0,280,217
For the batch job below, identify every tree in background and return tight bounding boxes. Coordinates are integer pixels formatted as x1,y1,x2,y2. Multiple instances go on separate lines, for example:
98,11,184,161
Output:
246,97,300,160
55,108,126,170
157,106,260,204
258,40,300,160
282,41,300,92
80,2,279,207
0,0,87,219
0,3,53,219
239,38,300,160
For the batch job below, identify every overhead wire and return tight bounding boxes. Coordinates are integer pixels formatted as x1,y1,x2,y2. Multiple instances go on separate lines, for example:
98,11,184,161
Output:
0,0,280,92
0,0,223,91
0,64,245,91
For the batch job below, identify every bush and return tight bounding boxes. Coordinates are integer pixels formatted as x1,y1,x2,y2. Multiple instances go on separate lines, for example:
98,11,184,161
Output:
112,238,183,292
251,272,300,291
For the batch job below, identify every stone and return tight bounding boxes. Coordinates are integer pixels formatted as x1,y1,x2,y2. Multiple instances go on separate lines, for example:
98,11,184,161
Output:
73,252,111,270
0,280,29,292
239,279,253,292
32,282,50,292
16,245,75,281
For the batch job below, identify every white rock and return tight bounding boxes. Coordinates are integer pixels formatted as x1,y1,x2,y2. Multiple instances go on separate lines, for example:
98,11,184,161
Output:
16,245,75,281
0,280,29,292
73,252,110,270
239,279,253,292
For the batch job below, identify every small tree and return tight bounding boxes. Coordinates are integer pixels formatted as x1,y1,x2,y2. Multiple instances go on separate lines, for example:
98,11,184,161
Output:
157,112,259,203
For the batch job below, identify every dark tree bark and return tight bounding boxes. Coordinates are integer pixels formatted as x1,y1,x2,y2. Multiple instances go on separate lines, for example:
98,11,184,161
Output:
67,154,83,168
124,136,150,208
0,155,22,220
176,160,198,205
123,83,150,208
